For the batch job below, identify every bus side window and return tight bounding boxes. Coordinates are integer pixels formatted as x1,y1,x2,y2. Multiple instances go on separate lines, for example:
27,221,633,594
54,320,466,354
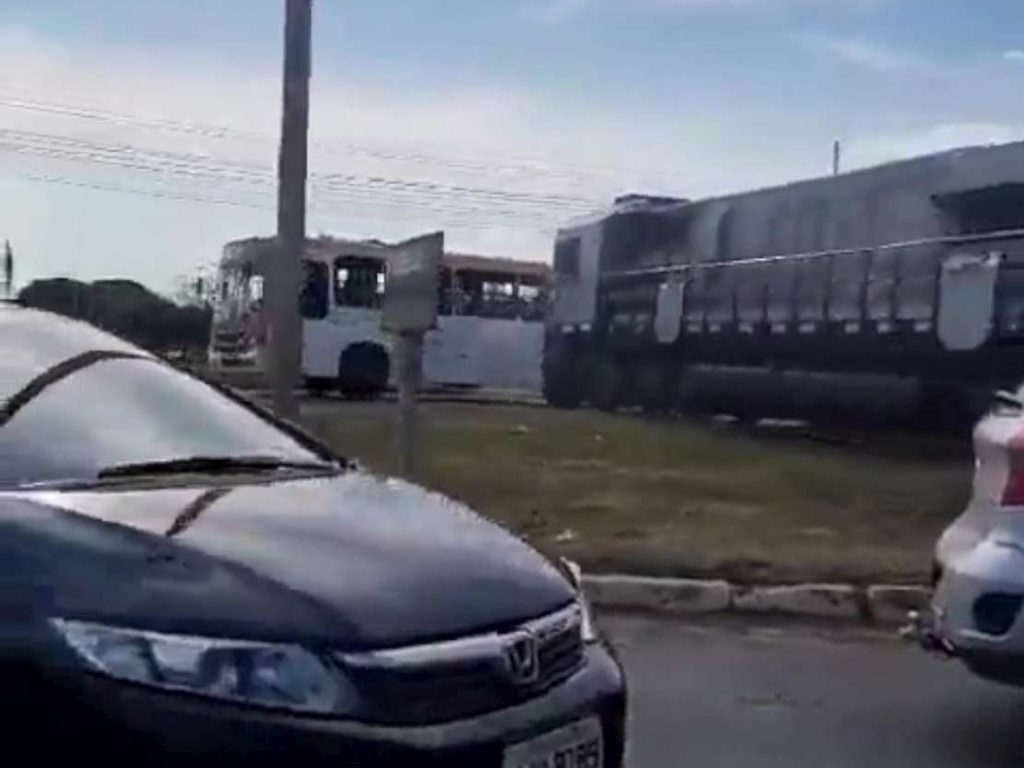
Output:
300,260,329,319
335,256,385,309
451,272,476,316
518,283,544,321
446,268,546,320
483,278,517,318
437,268,451,316
453,271,509,318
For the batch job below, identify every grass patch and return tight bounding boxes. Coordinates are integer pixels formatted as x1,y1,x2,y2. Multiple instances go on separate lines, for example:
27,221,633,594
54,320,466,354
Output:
303,402,970,585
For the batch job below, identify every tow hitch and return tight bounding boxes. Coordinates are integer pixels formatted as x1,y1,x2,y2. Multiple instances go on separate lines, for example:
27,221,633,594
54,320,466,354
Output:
901,610,957,658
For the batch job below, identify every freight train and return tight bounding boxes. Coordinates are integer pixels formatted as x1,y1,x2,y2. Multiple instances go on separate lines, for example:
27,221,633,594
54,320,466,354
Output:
542,142,1024,426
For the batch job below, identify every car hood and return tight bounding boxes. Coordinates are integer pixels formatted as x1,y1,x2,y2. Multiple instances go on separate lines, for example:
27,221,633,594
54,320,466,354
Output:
5,472,575,648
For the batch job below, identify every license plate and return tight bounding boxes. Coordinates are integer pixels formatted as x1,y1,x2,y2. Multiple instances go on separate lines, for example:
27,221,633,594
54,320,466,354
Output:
502,717,603,768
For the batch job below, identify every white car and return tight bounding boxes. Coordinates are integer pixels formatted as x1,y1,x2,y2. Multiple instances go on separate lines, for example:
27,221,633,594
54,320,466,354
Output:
914,390,1024,684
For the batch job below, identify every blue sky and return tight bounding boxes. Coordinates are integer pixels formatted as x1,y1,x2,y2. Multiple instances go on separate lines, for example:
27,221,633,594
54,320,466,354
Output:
0,0,1022,294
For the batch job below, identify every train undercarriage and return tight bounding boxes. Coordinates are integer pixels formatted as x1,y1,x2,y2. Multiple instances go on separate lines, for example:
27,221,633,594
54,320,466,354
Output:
543,329,1007,430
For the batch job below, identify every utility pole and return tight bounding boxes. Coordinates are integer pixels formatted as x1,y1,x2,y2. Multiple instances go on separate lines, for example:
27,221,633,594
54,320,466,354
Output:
832,139,841,176
268,0,312,420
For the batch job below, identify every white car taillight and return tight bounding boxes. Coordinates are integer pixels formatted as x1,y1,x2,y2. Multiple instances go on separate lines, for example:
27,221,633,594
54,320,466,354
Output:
1004,434,1024,506
970,409,1024,512
974,414,1024,506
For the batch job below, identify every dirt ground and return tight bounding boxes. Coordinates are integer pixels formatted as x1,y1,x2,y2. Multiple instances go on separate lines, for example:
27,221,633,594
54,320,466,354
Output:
302,399,971,585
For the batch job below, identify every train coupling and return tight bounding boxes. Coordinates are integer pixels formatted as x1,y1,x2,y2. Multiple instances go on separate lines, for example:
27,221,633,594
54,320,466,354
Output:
901,610,957,658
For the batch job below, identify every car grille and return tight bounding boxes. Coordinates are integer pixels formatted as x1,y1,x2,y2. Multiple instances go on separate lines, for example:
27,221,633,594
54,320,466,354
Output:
212,334,246,352
337,603,585,725
210,325,248,349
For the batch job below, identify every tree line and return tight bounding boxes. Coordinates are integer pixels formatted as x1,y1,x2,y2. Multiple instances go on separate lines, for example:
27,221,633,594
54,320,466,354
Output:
17,278,211,357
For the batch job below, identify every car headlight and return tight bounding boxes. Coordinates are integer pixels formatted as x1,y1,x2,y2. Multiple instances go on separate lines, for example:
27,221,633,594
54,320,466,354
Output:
561,559,599,643
51,619,352,714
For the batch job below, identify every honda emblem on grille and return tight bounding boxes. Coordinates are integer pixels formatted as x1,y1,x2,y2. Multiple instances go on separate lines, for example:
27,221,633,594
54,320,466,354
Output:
503,631,540,685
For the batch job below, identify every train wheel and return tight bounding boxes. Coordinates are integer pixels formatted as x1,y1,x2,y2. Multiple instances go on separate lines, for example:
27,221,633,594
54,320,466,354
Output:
542,352,583,409
915,382,980,433
544,377,583,409
589,358,623,412
676,369,704,416
636,363,671,414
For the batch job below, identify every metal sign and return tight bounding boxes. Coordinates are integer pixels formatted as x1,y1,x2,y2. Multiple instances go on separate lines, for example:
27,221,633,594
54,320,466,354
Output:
381,232,443,334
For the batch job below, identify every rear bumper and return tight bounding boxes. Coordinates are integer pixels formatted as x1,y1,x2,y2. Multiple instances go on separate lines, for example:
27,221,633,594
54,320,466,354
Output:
20,643,626,767
931,535,1024,683
959,648,1024,686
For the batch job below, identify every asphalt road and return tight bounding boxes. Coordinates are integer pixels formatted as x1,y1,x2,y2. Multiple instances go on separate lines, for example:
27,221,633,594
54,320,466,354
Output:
604,614,1024,768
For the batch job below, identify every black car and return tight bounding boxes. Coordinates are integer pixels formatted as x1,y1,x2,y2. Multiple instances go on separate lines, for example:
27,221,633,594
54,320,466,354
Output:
0,304,625,766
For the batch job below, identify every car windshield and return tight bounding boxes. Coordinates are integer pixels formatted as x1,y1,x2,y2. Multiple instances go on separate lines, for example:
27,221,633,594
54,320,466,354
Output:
0,357,329,489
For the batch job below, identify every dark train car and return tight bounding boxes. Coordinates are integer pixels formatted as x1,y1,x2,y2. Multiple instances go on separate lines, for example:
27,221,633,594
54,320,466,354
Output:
542,142,1024,426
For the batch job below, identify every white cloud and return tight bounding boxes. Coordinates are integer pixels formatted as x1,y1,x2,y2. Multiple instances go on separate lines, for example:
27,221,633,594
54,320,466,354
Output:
1004,50,1024,63
522,0,591,24
649,0,887,6
525,0,889,22
808,36,926,73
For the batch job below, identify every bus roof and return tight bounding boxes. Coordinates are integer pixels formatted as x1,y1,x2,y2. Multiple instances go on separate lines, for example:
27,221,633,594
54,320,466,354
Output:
221,237,549,279
443,252,549,279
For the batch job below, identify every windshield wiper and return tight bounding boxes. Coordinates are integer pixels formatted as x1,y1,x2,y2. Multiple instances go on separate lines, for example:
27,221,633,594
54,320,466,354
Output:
96,455,337,480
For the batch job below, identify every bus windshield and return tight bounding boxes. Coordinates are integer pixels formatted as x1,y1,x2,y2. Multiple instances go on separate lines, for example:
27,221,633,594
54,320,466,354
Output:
216,264,263,323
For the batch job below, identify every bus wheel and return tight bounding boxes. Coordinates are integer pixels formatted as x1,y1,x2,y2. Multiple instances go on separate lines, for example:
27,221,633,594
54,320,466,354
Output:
338,343,390,400
304,377,332,397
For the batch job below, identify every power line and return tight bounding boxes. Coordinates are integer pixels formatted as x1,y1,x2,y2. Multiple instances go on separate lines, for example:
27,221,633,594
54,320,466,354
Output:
0,92,608,241
13,172,559,235
0,91,650,189
0,127,600,216
5,145,572,224
16,172,271,211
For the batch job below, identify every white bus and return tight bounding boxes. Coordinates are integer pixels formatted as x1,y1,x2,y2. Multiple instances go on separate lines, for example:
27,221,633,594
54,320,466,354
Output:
209,236,549,396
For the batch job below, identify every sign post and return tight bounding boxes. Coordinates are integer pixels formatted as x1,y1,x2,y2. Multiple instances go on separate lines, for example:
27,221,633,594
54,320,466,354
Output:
381,232,443,475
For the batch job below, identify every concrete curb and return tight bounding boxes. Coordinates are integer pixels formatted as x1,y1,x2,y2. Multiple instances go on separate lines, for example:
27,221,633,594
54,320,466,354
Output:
732,583,864,620
583,575,731,615
581,574,931,626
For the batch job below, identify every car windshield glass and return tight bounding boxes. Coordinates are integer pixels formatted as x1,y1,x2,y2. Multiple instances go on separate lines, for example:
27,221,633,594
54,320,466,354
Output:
0,357,329,488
